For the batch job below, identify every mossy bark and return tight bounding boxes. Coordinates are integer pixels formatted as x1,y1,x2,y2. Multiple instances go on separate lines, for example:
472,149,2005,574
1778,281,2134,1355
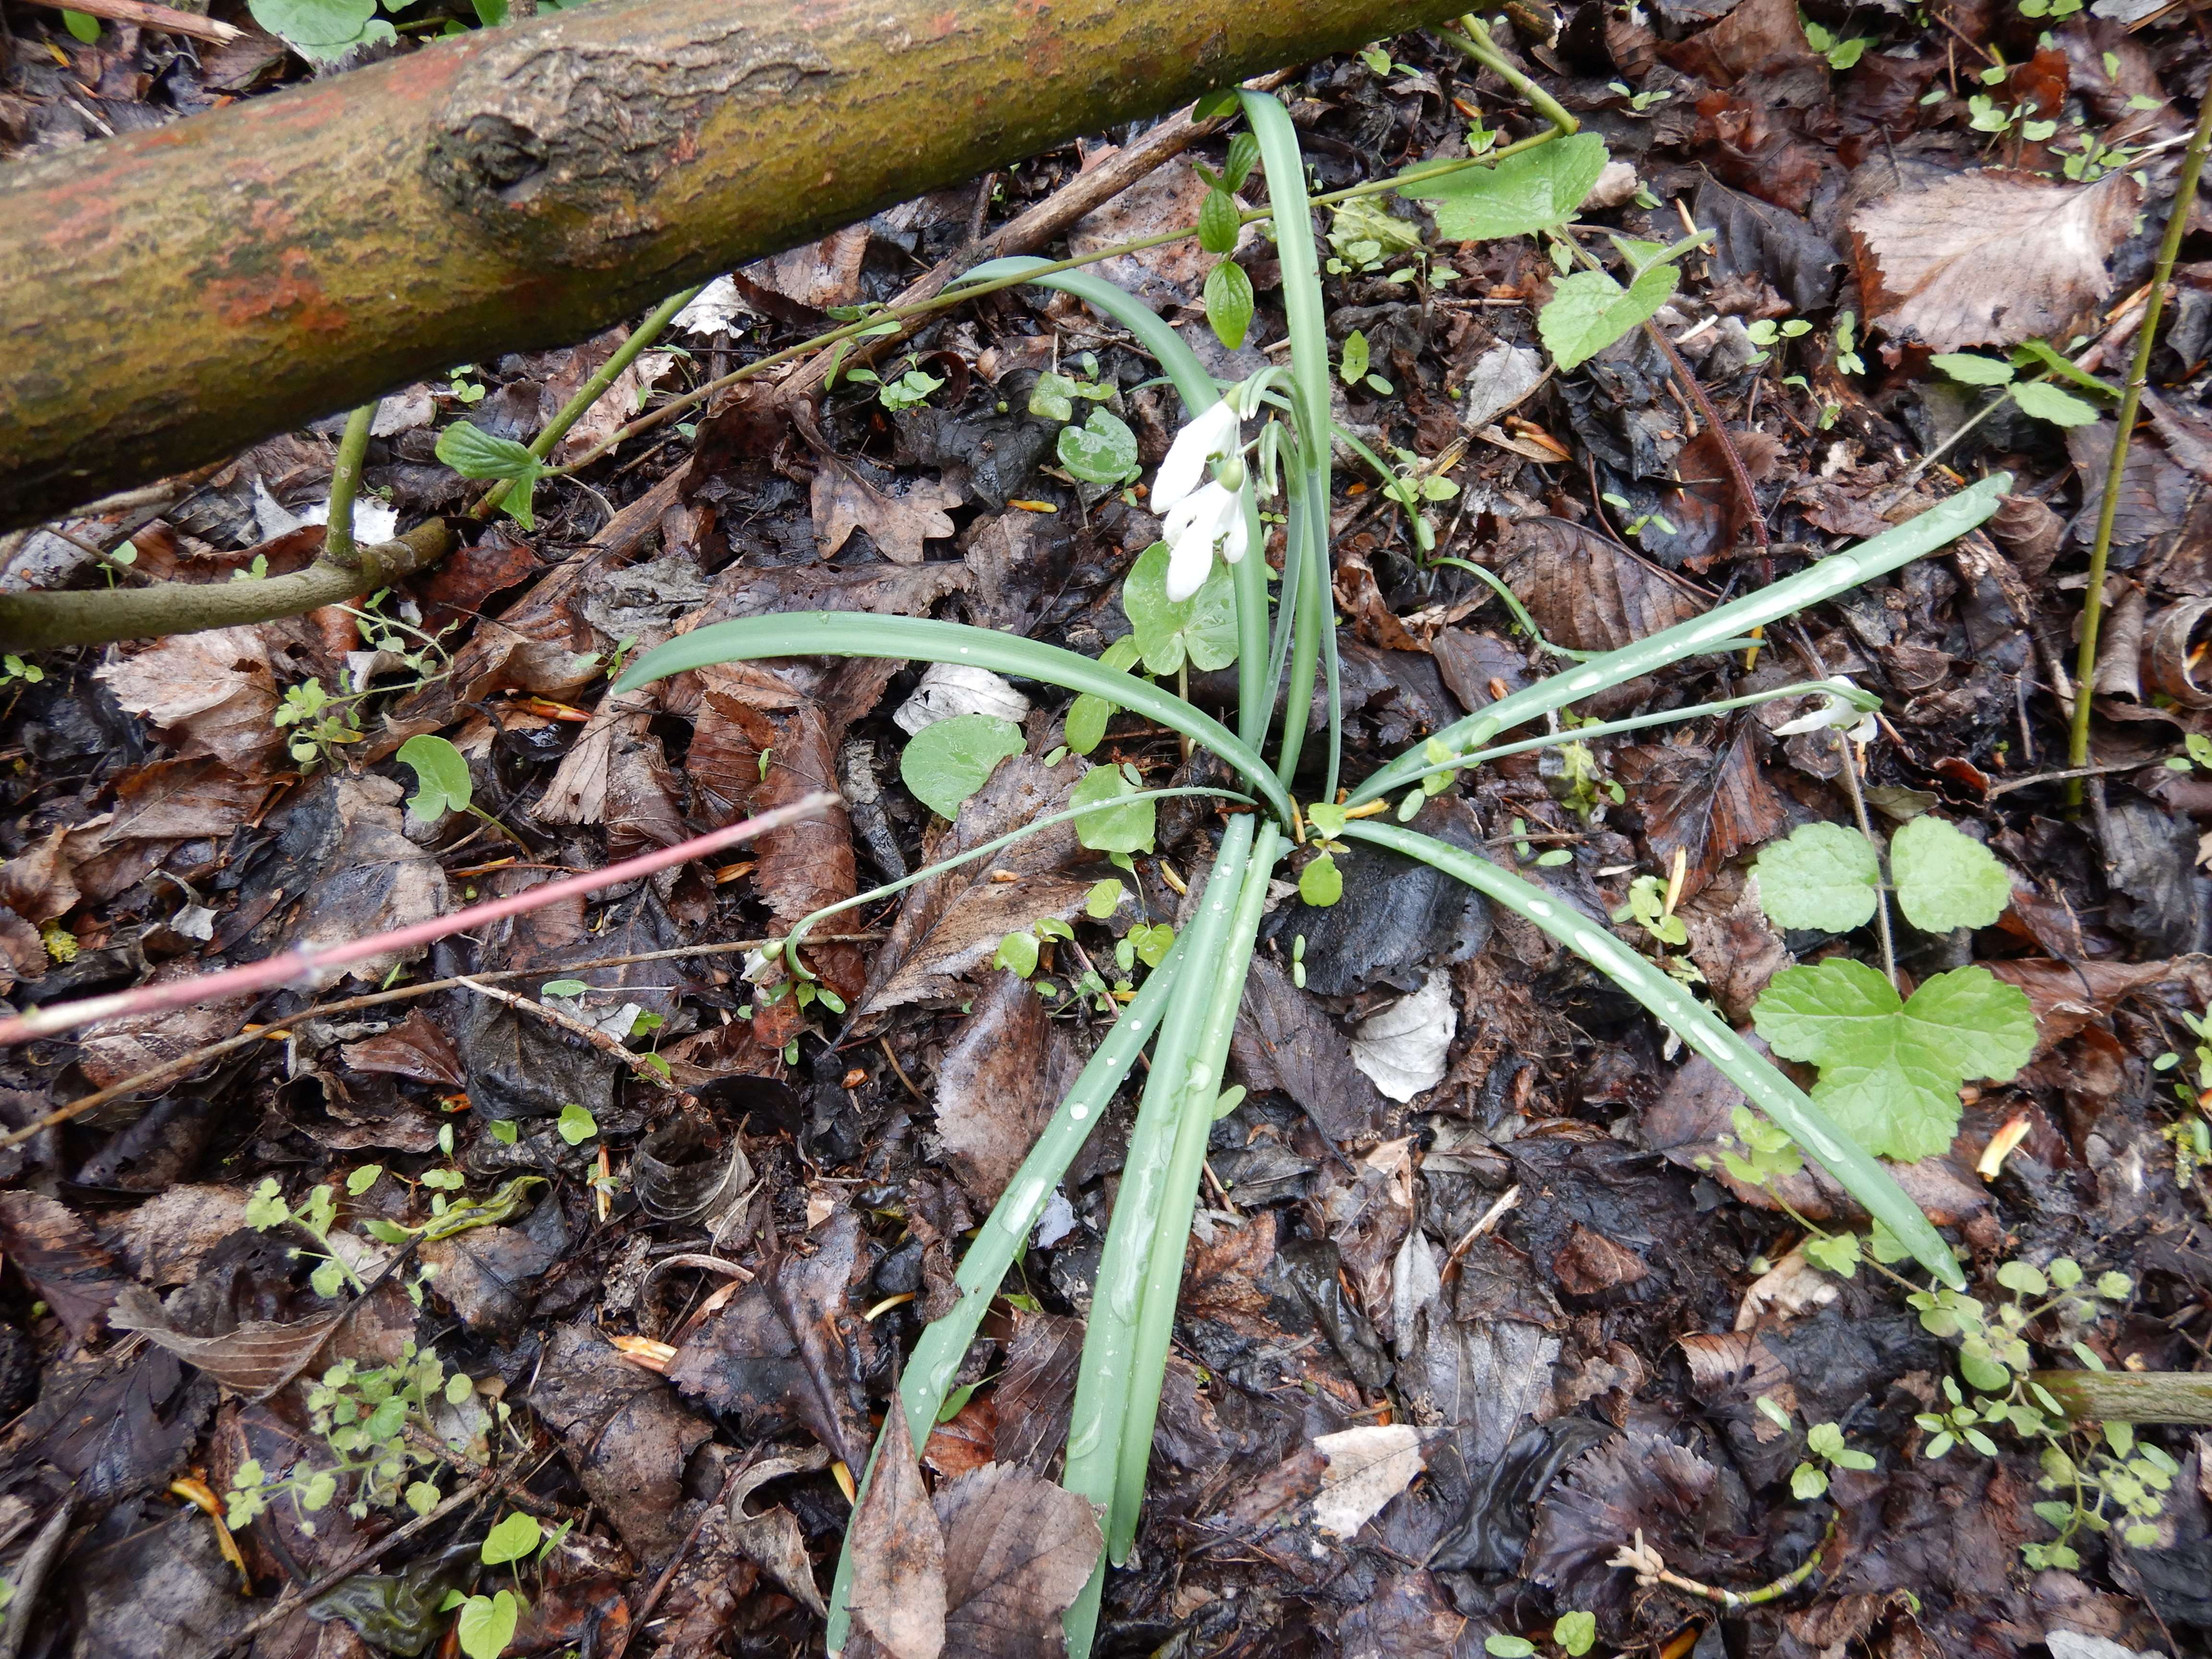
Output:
0,0,1466,529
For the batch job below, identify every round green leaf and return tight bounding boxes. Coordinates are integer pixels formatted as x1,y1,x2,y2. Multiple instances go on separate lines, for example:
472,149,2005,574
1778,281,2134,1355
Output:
1889,814,2010,932
900,713,1025,820
248,0,377,46
1064,692,1112,755
556,1103,598,1145
1057,408,1140,485
1298,853,1343,907
480,1511,542,1566
454,1589,521,1659
1552,1611,1597,1657
1122,541,1238,676
1070,763,1156,854
397,733,473,821
1754,821,1881,932
1538,263,1677,373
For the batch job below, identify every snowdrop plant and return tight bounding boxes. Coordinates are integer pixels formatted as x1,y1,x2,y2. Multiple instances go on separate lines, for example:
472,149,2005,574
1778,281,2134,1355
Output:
615,83,2012,1659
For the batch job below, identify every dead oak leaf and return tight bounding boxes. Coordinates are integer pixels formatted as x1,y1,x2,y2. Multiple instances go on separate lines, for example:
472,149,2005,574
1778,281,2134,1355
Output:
1849,168,2140,351
813,454,961,565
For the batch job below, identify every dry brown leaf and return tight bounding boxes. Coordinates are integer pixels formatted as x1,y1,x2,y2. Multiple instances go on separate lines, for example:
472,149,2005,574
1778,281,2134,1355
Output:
551,349,675,465
933,1460,1102,1658
921,1393,1000,1480
1066,156,1223,308
108,1283,339,1396
1849,168,2140,351
745,224,871,311
991,1310,1084,1468
1613,725,1785,898
106,1185,255,1289
934,971,1083,1205
813,454,962,565
95,625,287,770
1664,0,1811,82
853,756,1096,1028
0,824,80,925
0,1191,126,1340
340,1010,467,1088
1983,957,2191,1056
1502,519,1702,714
848,1394,948,1659
725,1445,834,1618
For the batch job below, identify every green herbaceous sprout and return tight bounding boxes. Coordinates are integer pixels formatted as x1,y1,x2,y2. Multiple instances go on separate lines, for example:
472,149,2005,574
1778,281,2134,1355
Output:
605,74,2015,1658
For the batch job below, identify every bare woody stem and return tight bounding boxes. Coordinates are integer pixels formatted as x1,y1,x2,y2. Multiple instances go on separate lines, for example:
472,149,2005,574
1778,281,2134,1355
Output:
2069,82,2212,806
0,518,453,652
0,791,839,1049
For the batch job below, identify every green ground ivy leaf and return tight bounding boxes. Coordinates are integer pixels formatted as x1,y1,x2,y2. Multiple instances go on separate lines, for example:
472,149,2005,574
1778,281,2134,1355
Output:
557,1103,598,1145
1399,132,1610,241
1754,822,1881,931
1057,407,1140,485
455,1590,521,1659
249,0,385,50
900,713,1025,819
1752,960,2036,1162
2011,379,2101,427
1122,541,1238,675
1298,853,1343,907
1890,815,2010,932
1070,762,1155,855
397,734,473,822
480,1512,542,1565
1539,263,1677,373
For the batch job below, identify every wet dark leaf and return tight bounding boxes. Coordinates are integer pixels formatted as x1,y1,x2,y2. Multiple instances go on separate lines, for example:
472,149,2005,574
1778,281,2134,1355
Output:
533,1322,714,1567
667,1209,878,1468
935,968,1083,1205
0,1190,125,1340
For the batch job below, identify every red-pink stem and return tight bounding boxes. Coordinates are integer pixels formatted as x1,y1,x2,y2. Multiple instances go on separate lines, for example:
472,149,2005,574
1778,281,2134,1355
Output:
0,791,839,1048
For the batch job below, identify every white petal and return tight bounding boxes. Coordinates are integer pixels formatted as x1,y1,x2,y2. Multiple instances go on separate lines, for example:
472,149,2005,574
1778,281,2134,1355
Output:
1150,401,1239,513
1164,529,1214,602
1218,497,1250,565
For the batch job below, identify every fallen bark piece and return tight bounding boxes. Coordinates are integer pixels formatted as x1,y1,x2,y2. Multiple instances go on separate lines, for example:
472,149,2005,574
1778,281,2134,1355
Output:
0,0,1470,529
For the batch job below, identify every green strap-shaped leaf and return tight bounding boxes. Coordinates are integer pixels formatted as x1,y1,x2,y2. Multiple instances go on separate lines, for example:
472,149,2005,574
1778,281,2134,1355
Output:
615,612,1295,827
1349,475,2012,805
1336,820,1966,1289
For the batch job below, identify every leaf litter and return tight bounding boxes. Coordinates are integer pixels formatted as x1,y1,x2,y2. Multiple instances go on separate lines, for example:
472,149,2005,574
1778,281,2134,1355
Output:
5,7,2212,1657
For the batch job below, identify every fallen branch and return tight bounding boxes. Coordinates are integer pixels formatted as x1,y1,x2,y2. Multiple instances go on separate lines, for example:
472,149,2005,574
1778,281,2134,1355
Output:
0,518,453,651
0,0,1473,528
0,792,838,1049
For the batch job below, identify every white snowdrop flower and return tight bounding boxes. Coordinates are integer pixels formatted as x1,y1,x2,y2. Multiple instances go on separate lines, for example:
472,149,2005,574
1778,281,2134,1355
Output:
1151,399,1242,513
1162,480,1248,602
1773,676,1878,743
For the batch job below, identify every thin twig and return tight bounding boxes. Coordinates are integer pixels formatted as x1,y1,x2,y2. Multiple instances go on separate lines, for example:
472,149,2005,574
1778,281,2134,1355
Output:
0,793,839,1049
1644,319,1770,556
12,0,241,42
322,405,377,570
1611,1518,1837,1609
0,933,882,1149
2070,81,2212,805
452,973,679,1090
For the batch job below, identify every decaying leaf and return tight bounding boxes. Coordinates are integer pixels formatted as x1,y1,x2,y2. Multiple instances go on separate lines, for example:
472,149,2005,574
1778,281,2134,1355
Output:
1311,1424,1425,1538
94,625,287,770
107,1283,340,1397
1231,955,1388,1142
1849,169,2140,351
667,1209,878,1467
1501,520,1702,711
0,1191,126,1340
935,970,1083,1204
853,756,1097,1026
1349,972,1456,1103
1613,724,1786,898
533,1323,714,1567
813,453,962,564
725,1445,834,1618
848,1394,948,1659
